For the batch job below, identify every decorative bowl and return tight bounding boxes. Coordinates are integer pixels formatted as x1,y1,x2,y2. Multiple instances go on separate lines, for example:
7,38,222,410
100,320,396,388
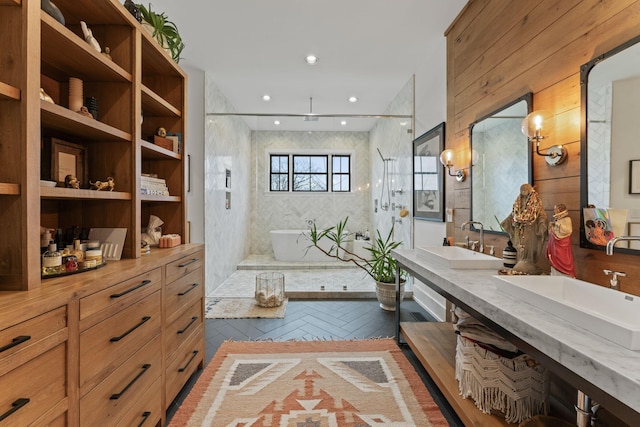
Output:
40,180,57,187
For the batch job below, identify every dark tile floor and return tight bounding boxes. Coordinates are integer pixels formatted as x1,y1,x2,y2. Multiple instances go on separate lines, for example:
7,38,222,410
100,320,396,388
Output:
166,299,463,426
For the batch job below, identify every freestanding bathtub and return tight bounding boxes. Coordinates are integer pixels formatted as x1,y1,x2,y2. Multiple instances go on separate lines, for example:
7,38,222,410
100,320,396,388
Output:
270,229,345,262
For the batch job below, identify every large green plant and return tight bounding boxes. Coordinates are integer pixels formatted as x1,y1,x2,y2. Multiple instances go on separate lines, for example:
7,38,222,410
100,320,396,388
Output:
306,217,405,283
136,3,185,63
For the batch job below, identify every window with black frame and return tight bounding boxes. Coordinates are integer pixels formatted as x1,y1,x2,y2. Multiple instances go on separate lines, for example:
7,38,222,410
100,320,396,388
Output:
332,155,350,192
270,155,289,191
293,155,328,192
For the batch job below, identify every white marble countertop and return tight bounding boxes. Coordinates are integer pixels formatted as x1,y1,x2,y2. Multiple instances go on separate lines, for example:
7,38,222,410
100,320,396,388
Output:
393,248,640,418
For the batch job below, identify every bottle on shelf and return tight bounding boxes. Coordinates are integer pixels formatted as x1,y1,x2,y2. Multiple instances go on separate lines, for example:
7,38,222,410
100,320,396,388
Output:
42,242,63,275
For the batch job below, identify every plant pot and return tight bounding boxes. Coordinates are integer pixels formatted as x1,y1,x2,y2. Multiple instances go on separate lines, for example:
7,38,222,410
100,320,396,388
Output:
375,281,405,311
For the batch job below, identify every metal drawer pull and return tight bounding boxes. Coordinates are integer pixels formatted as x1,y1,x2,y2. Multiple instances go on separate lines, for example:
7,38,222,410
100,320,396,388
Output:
0,398,29,422
110,316,151,342
178,283,199,296
138,411,151,427
178,350,199,372
178,258,199,268
0,335,30,353
110,364,151,400
110,280,152,298
177,316,198,334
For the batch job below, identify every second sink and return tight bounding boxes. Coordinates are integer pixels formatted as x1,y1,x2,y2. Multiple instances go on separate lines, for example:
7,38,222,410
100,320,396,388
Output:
418,246,504,269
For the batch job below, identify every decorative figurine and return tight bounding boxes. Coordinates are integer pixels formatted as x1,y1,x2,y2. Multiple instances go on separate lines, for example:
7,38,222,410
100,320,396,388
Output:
546,203,576,277
64,174,80,189
90,177,115,191
501,183,548,274
80,21,102,53
78,106,94,118
124,0,143,22
102,47,112,61
40,88,55,104
156,127,167,137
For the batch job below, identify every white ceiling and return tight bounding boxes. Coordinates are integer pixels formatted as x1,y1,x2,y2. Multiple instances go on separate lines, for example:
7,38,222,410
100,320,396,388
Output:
142,0,466,131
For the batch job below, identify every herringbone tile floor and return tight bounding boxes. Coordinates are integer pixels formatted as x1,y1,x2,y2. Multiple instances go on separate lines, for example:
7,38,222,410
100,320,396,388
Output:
166,299,463,426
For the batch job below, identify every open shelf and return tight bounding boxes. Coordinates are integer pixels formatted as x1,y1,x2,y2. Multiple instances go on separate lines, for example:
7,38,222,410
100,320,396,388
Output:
141,140,181,160
0,183,20,195
140,194,181,203
41,101,132,142
400,322,511,427
40,12,132,83
142,85,181,117
40,187,131,200
0,81,20,101
0,0,21,6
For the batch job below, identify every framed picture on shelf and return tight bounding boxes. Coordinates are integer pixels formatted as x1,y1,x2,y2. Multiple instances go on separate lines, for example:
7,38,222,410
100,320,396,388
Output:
413,122,445,221
629,159,640,194
41,137,87,187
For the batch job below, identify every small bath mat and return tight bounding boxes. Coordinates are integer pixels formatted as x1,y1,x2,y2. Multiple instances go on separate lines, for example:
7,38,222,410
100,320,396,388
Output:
205,297,288,319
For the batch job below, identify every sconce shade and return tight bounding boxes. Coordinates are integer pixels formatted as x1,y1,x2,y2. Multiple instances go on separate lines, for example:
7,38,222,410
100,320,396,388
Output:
439,149,455,167
521,110,554,140
471,149,480,166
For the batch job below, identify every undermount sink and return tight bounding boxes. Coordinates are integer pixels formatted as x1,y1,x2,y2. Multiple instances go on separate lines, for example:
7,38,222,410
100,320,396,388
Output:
418,246,504,269
495,275,640,350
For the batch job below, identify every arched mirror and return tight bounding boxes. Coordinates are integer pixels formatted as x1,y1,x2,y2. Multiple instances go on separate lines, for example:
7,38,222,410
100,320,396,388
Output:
580,35,640,253
469,93,533,234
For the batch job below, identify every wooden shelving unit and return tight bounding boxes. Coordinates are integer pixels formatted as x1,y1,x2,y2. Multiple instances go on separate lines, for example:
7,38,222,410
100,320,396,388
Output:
0,0,187,291
400,322,511,427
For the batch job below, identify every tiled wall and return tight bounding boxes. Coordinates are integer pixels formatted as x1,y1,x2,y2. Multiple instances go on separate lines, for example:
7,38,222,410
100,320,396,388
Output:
249,131,371,256
204,75,252,295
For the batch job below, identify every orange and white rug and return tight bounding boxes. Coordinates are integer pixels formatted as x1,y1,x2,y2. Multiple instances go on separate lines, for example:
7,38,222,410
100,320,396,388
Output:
170,339,448,426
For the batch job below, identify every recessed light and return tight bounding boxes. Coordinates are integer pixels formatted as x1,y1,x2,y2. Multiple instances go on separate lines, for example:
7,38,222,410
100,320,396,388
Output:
262,94,271,101
348,96,358,103
274,120,280,125
340,120,347,126
305,55,318,65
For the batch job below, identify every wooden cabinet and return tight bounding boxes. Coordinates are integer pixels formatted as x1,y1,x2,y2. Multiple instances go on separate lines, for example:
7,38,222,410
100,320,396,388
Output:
163,251,205,407
0,0,187,292
0,307,68,426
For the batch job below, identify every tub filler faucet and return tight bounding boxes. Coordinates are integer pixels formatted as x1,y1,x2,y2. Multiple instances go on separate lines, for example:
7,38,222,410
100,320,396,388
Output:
461,221,484,253
603,269,626,291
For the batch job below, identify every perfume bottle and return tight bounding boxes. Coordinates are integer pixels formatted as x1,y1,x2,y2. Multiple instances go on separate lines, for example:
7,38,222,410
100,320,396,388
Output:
71,239,85,262
42,242,62,275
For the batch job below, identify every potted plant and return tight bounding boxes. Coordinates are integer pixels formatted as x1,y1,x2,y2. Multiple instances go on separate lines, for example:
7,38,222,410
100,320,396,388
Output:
136,3,185,63
306,217,406,311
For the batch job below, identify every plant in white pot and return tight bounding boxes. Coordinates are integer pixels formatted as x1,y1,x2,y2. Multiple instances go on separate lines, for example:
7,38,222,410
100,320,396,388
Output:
136,3,185,63
306,217,406,311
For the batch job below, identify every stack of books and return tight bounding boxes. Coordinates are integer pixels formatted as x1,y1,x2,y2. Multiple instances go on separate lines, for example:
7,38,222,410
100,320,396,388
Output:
140,174,169,196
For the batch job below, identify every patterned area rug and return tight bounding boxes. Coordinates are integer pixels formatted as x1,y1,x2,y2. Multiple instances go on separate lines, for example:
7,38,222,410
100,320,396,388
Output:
170,339,448,426
205,297,288,319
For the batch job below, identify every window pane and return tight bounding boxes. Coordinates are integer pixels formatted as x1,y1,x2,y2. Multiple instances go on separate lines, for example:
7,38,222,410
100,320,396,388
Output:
271,155,288,173
310,156,327,172
333,175,349,192
293,156,310,172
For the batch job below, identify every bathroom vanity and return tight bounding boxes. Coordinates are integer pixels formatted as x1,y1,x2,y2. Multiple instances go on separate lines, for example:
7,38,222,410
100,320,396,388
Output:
392,248,640,426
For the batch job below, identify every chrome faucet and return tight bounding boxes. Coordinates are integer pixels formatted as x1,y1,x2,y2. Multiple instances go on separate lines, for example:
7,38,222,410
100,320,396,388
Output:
603,269,626,291
605,236,640,255
461,221,484,253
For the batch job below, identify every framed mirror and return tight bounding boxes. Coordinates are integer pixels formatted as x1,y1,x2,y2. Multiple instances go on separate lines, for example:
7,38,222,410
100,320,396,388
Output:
580,35,640,253
413,122,445,221
469,93,533,234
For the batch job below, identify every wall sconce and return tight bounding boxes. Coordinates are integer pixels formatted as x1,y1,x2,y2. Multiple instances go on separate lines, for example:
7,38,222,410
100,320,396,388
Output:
521,110,567,166
439,149,466,182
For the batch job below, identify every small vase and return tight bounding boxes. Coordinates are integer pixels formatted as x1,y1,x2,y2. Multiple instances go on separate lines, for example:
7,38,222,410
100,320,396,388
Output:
502,240,517,268
41,0,65,25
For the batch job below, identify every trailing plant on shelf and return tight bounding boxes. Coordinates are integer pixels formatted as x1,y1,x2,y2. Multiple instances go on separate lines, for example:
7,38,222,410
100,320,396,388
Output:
136,3,185,63
306,217,406,284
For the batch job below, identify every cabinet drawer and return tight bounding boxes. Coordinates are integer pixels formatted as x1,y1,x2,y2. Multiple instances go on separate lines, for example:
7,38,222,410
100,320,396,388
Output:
0,306,67,377
165,251,203,285
165,328,204,406
115,377,162,427
165,268,203,324
165,300,202,361
80,268,161,328
80,336,161,427
0,343,66,427
79,291,161,393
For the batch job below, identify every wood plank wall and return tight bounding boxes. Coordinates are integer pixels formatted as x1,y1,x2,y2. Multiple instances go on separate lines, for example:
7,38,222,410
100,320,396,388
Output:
445,0,640,296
